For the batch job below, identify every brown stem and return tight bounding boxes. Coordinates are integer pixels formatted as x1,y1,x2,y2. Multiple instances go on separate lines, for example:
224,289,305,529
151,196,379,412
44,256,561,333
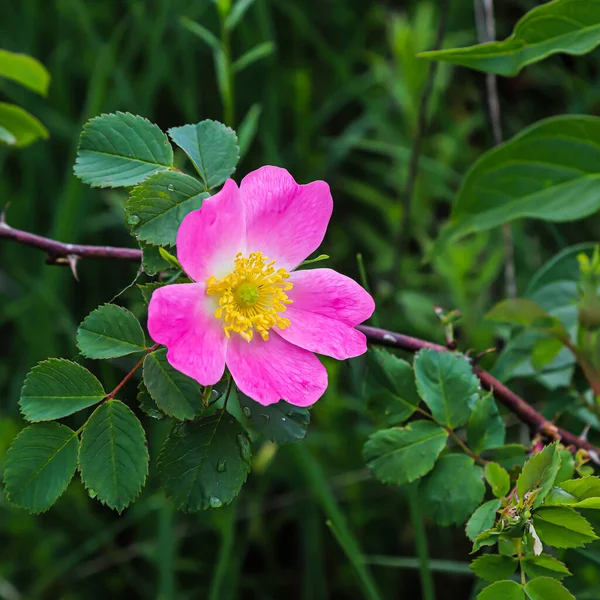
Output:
105,344,160,400
1,223,598,462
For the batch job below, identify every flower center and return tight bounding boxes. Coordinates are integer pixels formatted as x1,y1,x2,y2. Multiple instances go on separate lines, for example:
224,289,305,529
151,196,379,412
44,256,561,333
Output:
206,252,293,342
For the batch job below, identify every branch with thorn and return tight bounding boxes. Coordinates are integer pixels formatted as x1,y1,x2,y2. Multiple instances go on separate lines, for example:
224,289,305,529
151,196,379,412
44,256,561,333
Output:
1,219,599,463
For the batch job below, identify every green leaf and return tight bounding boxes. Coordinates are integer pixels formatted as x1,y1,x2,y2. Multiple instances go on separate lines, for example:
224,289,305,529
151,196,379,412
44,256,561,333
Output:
420,454,485,526
238,103,262,159
419,0,600,77
237,393,309,443
20,359,106,422
0,102,48,147
555,450,575,484
470,555,518,582
560,476,600,499
533,506,598,548
140,242,171,275
126,171,208,246
77,304,146,359
180,16,221,51
157,414,252,511
168,120,239,189
477,580,524,600
225,0,255,31
232,42,275,73
467,393,506,453
521,555,571,581
368,349,421,424
74,112,174,188
0,49,50,95
473,530,502,553
524,577,575,600
364,421,448,486
531,337,565,370
482,445,527,471
413,349,479,428
433,116,600,251
78,400,149,512
3,423,78,514
485,462,511,498
137,382,164,420
517,443,562,507
138,281,166,304
466,499,501,542
143,348,204,421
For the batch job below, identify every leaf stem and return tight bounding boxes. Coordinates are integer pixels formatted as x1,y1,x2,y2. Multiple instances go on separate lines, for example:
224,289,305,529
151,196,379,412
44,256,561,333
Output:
443,426,488,466
105,343,160,400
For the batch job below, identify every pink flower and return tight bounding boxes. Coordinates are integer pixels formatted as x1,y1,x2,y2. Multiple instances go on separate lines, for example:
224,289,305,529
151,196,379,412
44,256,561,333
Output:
147,166,375,406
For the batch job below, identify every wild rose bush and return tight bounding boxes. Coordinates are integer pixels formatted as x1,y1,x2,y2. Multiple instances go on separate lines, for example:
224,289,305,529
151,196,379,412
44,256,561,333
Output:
5,2,600,599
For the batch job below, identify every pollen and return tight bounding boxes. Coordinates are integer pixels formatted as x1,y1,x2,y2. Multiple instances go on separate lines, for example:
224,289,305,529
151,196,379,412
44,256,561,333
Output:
206,252,293,342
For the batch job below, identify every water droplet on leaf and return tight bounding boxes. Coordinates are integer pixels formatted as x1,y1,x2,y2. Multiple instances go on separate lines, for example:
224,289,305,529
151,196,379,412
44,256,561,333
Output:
236,433,252,462
260,413,270,422
167,184,175,191
242,406,252,418
217,459,227,472
127,215,140,225
209,496,222,508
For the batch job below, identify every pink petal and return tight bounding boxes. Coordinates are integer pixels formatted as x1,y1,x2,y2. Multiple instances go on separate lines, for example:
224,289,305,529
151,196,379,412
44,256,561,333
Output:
226,333,327,407
148,283,227,385
240,166,333,271
275,308,368,359
287,268,375,326
176,179,246,282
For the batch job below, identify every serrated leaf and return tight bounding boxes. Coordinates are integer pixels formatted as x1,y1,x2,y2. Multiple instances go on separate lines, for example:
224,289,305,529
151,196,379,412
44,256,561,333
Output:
78,400,149,512
143,348,204,421
533,506,598,548
0,49,50,95
368,348,421,424
433,116,600,251
126,171,208,246
517,443,561,507
3,423,78,513
20,359,106,422
466,499,501,542
470,555,518,582
77,304,146,359
560,476,600,499
485,462,511,498
157,414,251,511
364,421,448,486
413,349,479,428
477,580,524,600
419,0,600,77
137,382,164,420
237,393,309,443
420,454,485,526
138,282,166,304
140,242,171,275
524,577,575,600
467,394,506,453
74,112,174,188
473,530,502,553
521,555,571,581
168,120,239,189
555,450,575,484
0,102,48,148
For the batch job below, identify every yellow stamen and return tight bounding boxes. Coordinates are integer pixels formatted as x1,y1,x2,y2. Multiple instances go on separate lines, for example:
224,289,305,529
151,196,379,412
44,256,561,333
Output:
206,252,293,342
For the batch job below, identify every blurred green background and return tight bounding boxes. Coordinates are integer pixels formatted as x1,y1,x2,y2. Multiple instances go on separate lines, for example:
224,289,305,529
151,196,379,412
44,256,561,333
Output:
2,0,600,598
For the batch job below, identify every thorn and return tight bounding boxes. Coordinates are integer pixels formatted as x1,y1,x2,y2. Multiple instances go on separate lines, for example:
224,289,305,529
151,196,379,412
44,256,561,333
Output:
67,254,80,281
580,424,591,441
0,202,10,225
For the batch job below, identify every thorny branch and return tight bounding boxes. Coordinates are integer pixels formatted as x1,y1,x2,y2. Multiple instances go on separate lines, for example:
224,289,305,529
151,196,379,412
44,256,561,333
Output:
1,221,599,462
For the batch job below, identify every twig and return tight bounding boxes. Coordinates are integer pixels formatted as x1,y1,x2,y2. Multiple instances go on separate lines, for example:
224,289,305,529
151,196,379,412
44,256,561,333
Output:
1,224,598,461
391,0,451,287
0,220,142,263
105,344,160,400
358,325,600,462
